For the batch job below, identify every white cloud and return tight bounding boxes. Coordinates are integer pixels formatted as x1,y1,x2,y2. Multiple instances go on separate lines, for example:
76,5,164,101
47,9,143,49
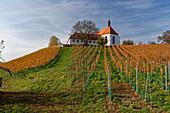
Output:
38,0,52,5
0,0,101,61
0,0,170,62
113,0,154,9
0,31,48,61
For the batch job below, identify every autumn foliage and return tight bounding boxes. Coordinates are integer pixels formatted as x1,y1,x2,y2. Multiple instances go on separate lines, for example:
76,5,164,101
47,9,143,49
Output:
124,44,170,62
157,30,170,44
0,46,60,72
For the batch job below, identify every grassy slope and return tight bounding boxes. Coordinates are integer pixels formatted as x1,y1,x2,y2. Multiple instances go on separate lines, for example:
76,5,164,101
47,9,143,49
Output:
0,47,108,112
0,47,169,112
0,47,73,112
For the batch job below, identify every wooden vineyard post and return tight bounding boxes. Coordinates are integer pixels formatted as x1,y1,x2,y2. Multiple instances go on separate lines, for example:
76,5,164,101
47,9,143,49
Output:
121,63,122,76
121,58,123,76
136,67,138,93
83,67,85,89
155,61,157,71
145,72,149,101
82,57,85,89
168,61,170,78
130,58,131,68
126,60,128,81
107,65,112,102
87,65,89,81
109,66,111,95
165,66,167,91
76,64,77,77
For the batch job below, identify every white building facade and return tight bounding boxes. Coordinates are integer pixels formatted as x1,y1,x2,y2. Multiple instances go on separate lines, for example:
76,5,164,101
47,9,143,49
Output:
67,38,98,45
67,20,120,46
101,34,120,46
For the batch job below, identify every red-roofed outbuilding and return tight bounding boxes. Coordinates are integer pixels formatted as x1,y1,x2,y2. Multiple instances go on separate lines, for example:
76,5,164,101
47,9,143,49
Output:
67,20,120,45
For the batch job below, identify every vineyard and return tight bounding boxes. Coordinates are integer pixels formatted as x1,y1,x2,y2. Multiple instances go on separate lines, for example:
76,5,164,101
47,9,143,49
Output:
0,46,60,73
0,44,170,112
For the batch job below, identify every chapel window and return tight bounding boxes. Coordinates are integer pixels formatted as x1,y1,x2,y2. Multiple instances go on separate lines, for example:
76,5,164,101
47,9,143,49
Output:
113,36,115,44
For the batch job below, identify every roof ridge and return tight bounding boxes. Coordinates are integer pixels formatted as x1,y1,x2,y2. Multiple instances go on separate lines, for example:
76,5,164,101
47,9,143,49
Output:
102,26,109,34
96,26,118,35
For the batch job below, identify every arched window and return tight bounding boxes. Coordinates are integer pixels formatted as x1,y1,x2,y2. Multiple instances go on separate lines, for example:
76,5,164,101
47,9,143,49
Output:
73,39,75,42
105,36,107,40
93,41,95,43
90,40,91,43
77,39,79,42
113,36,115,44
105,36,108,43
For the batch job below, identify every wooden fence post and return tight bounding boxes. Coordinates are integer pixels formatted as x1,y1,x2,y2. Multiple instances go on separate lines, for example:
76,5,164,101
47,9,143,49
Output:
107,64,112,102
136,67,138,93
168,61,170,78
126,61,128,81
83,67,85,89
145,72,149,101
165,66,167,91
76,65,77,77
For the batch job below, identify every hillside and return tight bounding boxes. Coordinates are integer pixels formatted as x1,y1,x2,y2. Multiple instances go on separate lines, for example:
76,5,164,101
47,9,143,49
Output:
0,46,60,73
0,44,170,112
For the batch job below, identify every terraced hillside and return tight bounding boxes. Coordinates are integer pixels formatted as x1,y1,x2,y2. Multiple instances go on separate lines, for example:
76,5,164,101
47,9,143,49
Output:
0,44,170,112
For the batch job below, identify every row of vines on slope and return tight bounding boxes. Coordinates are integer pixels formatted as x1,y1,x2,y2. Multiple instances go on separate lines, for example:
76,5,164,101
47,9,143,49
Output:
0,46,61,73
107,44,170,110
68,45,102,89
115,44,170,92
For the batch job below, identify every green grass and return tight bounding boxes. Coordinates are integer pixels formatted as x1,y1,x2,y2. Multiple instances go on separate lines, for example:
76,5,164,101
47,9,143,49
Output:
0,47,169,113
0,47,107,112
0,47,74,112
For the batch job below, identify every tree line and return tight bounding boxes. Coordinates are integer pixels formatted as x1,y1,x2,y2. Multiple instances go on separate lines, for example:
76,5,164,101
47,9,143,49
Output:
70,20,170,45
48,20,169,46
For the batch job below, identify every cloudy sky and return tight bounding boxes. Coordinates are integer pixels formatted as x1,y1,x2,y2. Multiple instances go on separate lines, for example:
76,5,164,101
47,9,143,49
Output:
0,0,170,61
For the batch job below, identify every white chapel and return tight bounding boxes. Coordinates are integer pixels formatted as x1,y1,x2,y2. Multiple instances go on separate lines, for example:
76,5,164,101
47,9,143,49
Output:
67,20,120,46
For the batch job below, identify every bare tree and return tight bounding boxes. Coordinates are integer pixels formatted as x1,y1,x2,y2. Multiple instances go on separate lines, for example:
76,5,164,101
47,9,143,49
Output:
158,30,170,44
71,20,99,45
0,40,5,62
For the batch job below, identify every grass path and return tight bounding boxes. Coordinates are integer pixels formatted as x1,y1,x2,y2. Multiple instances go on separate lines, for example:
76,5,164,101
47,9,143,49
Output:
0,47,74,112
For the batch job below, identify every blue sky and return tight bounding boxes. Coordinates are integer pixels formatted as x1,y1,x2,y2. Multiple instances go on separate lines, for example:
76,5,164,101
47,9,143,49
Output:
0,0,170,61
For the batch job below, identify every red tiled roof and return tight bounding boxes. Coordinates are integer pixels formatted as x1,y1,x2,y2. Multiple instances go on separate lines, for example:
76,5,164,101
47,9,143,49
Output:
96,26,118,35
69,33,99,40
69,25,118,41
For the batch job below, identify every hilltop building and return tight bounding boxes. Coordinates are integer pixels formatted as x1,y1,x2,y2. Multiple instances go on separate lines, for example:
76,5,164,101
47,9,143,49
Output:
67,20,120,46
